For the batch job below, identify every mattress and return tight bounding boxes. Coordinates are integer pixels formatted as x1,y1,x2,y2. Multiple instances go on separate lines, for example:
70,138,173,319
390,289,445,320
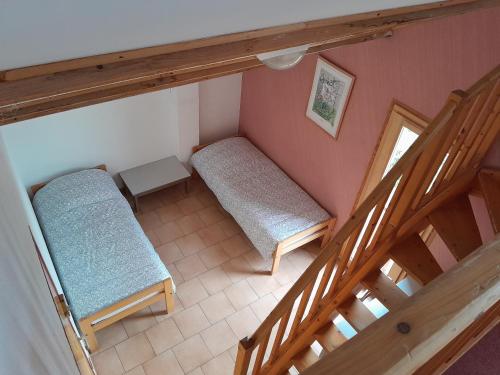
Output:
33,169,171,322
191,137,330,258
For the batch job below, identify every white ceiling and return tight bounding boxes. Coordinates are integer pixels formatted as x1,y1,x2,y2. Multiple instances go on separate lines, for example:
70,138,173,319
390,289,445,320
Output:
0,0,434,70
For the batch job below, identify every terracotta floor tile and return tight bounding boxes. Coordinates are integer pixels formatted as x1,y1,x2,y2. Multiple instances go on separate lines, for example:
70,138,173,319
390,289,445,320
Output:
247,274,282,297
145,319,184,355
243,249,273,273
199,292,236,324
273,257,302,286
124,365,145,375
217,218,241,237
172,335,213,373
173,304,210,338
175,254,207,280
178,213,206,235
177,197,205,215
197,224,228,247
250,294,278,322
201,320,238,357
122,307,157,337
154,222,184,244
159,187,186,206
197,206,225,225
221,256,254,283
224,279,258,310
226,306,261,339
92,347,124,375
138,194,164,213
201,351,234,375
95,321,128,352
175,232,206,256
176,278,208,307
272,282,293,301
156,242,183,265
145,230,161,247
220,234,252,258
166,263,184,286
115,333,155,371
199,244,230,269
135,211,163,231
186,368,204,375
198,267,232,295
156,203,183,223
287,248,316,272
150,295,184,323
197,191,218,207
143,350,183,375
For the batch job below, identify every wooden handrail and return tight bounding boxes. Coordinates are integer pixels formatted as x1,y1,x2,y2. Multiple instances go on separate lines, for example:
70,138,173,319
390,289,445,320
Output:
234,64,500,375
301,238,500,375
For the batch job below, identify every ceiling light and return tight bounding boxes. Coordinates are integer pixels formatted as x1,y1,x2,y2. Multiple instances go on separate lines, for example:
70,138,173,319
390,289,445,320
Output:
256,45,310,70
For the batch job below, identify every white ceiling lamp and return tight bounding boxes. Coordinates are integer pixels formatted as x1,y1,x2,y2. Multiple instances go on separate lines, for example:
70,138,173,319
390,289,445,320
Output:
256,44,310,70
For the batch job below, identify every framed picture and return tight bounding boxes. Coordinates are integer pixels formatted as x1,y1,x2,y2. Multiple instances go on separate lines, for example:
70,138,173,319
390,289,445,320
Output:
306,57,355,139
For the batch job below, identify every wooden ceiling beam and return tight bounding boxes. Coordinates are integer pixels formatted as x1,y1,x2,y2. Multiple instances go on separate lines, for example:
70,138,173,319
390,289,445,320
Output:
0,0,498,125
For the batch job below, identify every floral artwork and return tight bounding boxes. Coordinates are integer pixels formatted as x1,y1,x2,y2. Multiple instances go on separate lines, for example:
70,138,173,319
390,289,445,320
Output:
306,57,354,139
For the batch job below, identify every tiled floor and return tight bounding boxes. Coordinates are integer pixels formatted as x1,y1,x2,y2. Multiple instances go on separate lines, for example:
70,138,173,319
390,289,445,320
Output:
91,178,319,375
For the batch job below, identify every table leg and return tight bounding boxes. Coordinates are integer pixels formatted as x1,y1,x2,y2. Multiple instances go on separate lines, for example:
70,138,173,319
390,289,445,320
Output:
134,196,140,213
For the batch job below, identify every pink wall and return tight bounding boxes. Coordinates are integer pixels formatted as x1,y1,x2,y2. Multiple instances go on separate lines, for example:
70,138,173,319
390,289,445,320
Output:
239,8,500,232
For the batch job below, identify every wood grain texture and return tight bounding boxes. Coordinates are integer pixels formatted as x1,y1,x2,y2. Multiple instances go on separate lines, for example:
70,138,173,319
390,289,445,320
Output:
302,238,500,375
478,168,500,233
1,0,498,125
428,193,483,260
389,233,443,285
361,270,408,310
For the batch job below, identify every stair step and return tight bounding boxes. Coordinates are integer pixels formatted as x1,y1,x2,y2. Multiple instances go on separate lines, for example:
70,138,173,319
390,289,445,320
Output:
389,233,443,285
361,270,408,310
337,295,377,332
314,321,348,352
291,347,319,372
428,193,482,260
478,169,500,234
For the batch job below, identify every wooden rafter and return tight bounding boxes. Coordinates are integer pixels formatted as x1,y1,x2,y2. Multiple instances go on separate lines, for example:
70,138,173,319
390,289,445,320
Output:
0,0,498,125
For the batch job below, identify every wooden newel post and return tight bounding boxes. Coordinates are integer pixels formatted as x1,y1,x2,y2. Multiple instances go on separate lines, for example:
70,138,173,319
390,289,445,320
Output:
234,337,254,375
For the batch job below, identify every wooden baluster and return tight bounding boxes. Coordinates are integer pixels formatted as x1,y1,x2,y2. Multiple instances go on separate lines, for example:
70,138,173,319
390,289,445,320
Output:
268,307,293,364
289,282,315,339
428,90,489,195
465,110,500,169
325,225,363,299
234,338,254,375
410,91,469,209
308,256,338,317
252,331,271,375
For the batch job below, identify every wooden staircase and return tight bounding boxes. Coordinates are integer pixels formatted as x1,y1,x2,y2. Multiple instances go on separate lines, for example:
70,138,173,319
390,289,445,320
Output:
233,65,500,375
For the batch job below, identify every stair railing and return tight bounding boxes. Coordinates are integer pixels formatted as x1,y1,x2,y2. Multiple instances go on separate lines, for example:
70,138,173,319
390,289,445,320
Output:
234,65,500,375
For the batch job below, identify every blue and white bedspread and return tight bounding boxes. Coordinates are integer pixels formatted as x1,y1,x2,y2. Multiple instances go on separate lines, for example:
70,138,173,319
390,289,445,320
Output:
191,137,330,259
33,169,171,322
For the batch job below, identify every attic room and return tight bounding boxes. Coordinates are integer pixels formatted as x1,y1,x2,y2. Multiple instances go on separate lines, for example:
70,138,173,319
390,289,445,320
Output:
0,1,499,375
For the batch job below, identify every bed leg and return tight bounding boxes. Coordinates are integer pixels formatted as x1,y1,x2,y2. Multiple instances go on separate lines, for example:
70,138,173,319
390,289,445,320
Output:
270,246,282,275
79,318,97,353
163,278,175,314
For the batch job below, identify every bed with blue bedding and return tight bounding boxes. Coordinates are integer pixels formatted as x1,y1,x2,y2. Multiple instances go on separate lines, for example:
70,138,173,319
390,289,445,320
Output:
191,137,336,274
32,167,174,352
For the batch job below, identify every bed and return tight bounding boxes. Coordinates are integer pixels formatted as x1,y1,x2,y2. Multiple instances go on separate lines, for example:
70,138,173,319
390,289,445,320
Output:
31,165,174,352
191,137,336,274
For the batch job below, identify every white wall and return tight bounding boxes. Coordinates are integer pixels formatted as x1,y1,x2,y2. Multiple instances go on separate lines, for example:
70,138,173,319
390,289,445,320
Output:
199,74,242,144
0,134,78,375
0,0,435,70
1,86,199,189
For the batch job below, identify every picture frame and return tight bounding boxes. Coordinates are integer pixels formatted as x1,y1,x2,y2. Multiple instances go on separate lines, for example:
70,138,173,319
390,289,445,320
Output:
306,57,355,139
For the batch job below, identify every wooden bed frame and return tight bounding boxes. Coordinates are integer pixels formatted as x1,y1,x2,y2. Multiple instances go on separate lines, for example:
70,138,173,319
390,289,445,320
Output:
31,164,175,352
192,139,337,275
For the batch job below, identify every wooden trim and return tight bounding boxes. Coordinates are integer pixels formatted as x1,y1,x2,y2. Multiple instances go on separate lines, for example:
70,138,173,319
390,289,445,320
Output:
354,101,430,209
414,302,500,375
79,278,174,352
1,1,497,125
30,164,107,196
302,238,500,375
